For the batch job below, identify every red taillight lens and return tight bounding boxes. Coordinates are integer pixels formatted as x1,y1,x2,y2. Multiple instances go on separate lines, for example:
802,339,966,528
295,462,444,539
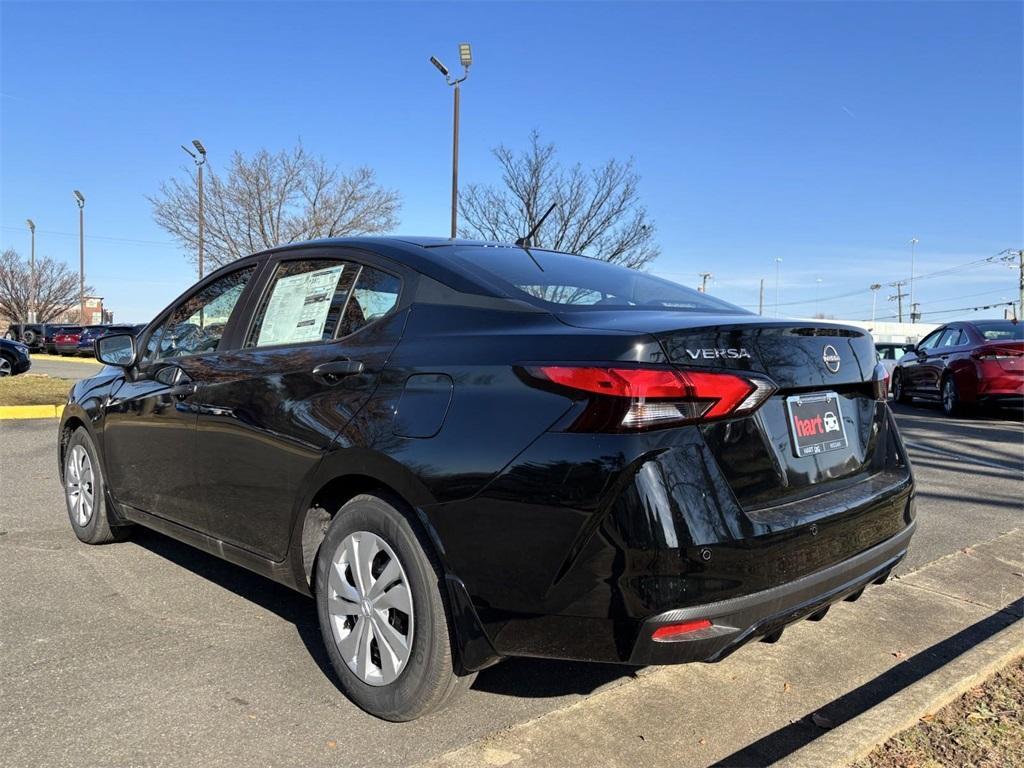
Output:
523,365,776,431
652,619,713,641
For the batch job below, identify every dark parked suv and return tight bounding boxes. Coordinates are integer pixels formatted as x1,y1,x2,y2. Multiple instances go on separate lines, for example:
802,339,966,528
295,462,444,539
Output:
59,237,915,720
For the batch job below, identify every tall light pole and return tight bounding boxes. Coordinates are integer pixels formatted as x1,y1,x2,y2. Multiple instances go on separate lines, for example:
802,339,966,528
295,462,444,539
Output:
431,43,472,239
26,219,36,323
869,283,882,323
181,139,208,279
814,277,823,317
908,238,919,323
698,272,712,293
774,257,783,316
74,190,85,322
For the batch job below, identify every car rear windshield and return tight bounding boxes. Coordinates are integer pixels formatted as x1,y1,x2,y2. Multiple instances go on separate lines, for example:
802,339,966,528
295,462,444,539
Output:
446,246,747,314
973,321,1023,341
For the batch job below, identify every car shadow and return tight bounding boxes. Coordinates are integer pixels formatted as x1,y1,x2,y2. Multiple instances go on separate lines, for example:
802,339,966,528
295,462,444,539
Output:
130,527,633,701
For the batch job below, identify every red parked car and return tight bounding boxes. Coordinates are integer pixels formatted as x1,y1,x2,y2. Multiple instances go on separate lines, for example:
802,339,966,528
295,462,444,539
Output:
892,319,1023,415
54,329,84,356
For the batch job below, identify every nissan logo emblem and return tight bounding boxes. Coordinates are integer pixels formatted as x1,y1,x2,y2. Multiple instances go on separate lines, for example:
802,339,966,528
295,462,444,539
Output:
822,344,841,374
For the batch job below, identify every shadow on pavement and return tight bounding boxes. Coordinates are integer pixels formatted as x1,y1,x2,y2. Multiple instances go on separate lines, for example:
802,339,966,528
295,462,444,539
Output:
131,527,634,702
712,602,1023,767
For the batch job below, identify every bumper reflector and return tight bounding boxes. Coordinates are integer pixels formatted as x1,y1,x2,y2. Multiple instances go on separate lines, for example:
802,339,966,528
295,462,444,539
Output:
651,619,712,641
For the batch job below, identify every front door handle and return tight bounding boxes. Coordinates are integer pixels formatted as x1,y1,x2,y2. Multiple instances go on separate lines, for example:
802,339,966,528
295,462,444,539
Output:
313,359,365,381
168,381,198,400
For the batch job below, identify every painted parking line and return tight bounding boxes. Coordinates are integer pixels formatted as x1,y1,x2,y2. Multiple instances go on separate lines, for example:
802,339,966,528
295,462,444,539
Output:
904,440,1022,473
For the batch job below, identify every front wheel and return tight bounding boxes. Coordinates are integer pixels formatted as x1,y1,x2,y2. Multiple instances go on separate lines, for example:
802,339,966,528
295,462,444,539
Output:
315,493,475,721
892,371,911,404
0,354,13,377
63,428,132,544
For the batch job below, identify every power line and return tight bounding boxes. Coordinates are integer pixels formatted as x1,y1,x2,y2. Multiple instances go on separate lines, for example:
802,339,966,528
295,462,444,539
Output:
0,225,178,248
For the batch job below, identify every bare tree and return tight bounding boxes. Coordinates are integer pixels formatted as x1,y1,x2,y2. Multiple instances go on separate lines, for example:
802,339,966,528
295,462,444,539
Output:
150,143,401,269
459,131,658,268
0,248,90,324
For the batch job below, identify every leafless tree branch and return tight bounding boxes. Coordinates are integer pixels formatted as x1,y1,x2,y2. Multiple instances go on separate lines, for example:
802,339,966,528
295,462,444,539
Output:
0,248,92,324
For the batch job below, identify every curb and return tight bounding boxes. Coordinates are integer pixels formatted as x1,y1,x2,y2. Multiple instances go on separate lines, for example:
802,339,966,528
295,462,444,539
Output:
776,615,1024,768
0,405,64,420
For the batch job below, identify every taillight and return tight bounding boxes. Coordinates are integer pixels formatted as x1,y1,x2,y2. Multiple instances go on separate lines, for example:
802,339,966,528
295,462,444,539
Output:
972,350,1022,360
652,619,713,641
521,365,776,432
871,362,890,402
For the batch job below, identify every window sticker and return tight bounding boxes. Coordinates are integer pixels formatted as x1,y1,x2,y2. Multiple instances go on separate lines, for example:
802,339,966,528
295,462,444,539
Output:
256,264,344,347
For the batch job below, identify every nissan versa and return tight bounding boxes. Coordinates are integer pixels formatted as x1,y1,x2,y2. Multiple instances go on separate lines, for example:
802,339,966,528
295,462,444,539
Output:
58,237,916,720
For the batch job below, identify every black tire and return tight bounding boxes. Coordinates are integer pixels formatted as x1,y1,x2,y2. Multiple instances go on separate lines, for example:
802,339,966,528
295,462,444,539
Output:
22,329,37,347
63,427,132,544
315,493,475,721
892,371,911,404
941,375,966,417
0,352,14,377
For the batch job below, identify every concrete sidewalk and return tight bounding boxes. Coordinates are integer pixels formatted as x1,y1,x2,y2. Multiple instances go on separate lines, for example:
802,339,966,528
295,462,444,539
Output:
418,530,1023,768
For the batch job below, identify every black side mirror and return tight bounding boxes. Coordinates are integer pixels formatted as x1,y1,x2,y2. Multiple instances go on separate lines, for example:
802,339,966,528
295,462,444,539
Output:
95,333,137,367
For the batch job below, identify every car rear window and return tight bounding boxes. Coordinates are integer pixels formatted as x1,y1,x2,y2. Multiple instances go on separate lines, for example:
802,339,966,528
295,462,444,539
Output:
444,246,747,314
972,321,1023,341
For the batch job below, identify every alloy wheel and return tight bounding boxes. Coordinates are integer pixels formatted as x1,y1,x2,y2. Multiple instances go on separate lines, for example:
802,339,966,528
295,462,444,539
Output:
326,530,414,686
943,379,957,414
0,357,11,377
65,445,95,526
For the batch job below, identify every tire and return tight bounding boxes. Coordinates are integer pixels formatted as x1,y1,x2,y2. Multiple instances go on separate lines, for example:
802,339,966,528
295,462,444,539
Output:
63,427,132,544
892,370,911,404
941,376,965,417
22,329,37,347
315,493,475,721
0,353,14,377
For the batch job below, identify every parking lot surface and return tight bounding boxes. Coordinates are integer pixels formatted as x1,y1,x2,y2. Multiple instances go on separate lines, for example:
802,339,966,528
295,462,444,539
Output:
1,403,1021,767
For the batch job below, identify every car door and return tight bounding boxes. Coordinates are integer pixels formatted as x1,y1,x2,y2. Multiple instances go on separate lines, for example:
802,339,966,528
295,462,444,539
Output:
102,263,260,529
918,327,963,396
192,251,407,560
903,328,945,393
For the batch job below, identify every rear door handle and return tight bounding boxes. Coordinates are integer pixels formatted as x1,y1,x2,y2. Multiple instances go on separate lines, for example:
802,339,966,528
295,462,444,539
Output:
313,359,365,380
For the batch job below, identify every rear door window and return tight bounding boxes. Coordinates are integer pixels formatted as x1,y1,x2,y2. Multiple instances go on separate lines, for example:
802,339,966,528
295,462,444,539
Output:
338,266,401,338
246,260,357,348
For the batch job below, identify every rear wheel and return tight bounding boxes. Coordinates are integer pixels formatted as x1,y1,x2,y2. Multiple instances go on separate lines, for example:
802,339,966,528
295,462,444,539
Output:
315,493,474,721
892,371,911,404
941,376,965,417
64,428,132,544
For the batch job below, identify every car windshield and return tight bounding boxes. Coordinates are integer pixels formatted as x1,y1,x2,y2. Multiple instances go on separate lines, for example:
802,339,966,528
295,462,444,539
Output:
445,245,748,314
972,321,1023,341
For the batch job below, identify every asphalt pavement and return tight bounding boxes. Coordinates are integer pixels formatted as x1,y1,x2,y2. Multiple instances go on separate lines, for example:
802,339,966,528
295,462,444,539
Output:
1,402,1021,767
25,354,102,380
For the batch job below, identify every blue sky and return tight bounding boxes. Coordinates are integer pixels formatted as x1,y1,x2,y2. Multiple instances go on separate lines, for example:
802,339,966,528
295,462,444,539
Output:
2,0,1021,323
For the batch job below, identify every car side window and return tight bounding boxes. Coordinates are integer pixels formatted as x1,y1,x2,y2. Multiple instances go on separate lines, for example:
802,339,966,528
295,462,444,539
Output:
916,329,944,351
143,266,256,365
338,266,401,338
938,329,963,347
246,260,358,348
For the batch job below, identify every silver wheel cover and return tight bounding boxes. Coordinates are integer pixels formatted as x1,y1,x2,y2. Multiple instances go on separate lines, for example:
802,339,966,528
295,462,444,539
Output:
0,358,11,376
65,445,95,527
327,530,414,686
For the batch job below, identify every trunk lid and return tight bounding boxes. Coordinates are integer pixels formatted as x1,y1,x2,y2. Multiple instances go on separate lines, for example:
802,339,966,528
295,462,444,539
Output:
555,311,897,511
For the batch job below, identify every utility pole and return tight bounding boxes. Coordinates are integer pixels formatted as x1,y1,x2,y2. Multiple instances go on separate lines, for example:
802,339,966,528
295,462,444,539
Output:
758,278,765,315
698,272,712,293
869,283,882,323
26,219,36,323
910,302,921,323
181,140,208,279
431,44,473,239
74,190,85,323
888,280,908,323
908,238,919,322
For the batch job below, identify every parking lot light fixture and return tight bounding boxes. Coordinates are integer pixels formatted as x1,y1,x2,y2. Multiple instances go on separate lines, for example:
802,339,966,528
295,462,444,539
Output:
431,44,473,239
181,140,208,280
74,191,85,323
870,283,882,323
26,219,36,323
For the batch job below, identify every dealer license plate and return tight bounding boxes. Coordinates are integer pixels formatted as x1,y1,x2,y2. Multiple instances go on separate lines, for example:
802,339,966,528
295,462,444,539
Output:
785,392,849,458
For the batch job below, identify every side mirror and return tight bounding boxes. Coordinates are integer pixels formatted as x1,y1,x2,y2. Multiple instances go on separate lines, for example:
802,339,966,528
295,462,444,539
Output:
95,333,137,367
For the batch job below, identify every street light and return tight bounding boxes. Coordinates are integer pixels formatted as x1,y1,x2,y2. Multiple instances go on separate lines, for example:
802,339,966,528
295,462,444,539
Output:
909,238,919,323
869,283,882,323
815,277,823,316
73,190,85,322
26,219,36,323
430,43,472,239
182,139,208,279
774,257,783,316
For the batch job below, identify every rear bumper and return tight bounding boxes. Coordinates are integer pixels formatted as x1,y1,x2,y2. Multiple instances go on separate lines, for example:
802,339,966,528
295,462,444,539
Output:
629,519,915,665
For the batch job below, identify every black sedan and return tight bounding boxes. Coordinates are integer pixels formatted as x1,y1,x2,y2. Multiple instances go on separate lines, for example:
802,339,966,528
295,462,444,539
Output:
58,237,915,720
0,336,32,376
